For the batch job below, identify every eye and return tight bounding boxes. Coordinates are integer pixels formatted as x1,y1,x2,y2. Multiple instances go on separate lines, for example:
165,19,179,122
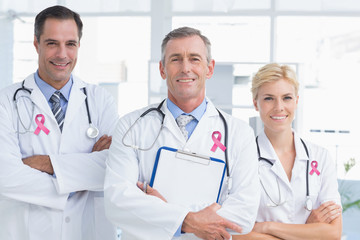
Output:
67,42,78,47
284,96,293,101
264,97,273,101
47,42,56,46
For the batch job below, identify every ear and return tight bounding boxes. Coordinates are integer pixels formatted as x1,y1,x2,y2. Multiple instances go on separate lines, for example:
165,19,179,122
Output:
159,60,166,80
33,35,39,53
253,98,259,111
295,95,299,108
206,59,215,79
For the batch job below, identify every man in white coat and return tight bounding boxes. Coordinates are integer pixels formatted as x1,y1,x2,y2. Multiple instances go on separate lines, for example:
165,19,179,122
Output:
104,27,260,240
0,5,119,240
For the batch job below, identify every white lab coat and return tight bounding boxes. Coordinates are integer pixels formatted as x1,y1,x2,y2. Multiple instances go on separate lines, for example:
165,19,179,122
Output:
256,130,341,224
104,98,260,240
0,73,119,240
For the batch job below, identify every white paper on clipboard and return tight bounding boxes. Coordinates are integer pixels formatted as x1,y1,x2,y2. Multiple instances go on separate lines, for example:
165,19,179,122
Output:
149,146,226,209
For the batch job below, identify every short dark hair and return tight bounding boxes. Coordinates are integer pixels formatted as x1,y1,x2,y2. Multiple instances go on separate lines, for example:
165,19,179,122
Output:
34,5,83,42
161,26,212,64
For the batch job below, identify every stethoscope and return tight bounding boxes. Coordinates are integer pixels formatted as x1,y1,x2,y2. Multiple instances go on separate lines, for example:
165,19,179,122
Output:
256,136,313,211
122,99,231,190
13,80,99,138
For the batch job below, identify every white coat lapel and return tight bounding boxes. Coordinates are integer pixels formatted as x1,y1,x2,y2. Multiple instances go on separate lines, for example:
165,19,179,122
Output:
258,132,292,189
189,99,219,140
24,74,57,124
63,77,86,129
161,99,188,144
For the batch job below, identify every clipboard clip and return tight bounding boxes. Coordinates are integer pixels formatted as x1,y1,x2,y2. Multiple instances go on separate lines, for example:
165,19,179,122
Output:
175,150,211,165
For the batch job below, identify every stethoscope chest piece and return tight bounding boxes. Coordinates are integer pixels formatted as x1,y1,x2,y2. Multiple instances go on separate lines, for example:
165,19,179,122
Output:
87,124,99,138
305,197,313,211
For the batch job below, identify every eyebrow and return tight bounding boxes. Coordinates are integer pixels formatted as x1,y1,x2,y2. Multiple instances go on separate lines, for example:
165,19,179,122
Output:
43,39,78,44
168,53,203,59
262,93,294,97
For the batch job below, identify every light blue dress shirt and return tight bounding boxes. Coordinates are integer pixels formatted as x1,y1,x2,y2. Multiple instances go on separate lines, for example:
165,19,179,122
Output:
167,97,207,236
34,70,74,196
34,70,73,115
167,98,207,139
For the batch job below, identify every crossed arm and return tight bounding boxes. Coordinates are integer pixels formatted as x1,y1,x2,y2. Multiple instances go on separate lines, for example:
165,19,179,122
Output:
136,182,243,240
232,201,342,240
22,134,112,174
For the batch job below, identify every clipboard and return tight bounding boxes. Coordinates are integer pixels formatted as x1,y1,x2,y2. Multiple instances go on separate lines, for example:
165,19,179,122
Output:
149,146,226,209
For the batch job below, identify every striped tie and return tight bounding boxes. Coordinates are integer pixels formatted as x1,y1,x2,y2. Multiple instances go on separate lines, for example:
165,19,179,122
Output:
50,91,65,131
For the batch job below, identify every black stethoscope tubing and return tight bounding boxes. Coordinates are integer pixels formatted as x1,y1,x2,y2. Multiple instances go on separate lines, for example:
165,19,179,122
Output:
134,99,229,178
256,136,311,208
13,80,94,133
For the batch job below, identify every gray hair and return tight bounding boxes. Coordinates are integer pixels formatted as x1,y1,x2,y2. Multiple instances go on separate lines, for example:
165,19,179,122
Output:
161,26,212,64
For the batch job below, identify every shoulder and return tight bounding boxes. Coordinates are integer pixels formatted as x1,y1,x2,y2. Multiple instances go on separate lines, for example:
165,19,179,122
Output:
120,103,160,123
73,76,110,97
296,135,334,168
0,79,28,104
219,108,254,135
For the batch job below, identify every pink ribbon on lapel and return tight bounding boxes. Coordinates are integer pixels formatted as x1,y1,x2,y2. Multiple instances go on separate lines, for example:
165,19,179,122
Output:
309,160,320,176
210,131,226,152
34,114,50,135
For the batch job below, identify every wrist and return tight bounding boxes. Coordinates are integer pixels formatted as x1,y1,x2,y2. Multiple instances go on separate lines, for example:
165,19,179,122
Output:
181,212,195,234
265,221,275,235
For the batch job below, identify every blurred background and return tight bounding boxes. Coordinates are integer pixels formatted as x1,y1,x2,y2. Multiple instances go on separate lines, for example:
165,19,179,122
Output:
1,0,360,238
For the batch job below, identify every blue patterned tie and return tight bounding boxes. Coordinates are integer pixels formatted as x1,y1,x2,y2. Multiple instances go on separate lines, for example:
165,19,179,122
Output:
176,114,194,140
50,91,65,131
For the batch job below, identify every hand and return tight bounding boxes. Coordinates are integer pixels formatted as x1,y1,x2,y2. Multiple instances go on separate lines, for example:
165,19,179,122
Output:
306,201,342,224
92,134,112,152
22,155,53,175
182,203,242,240
136,181,167,202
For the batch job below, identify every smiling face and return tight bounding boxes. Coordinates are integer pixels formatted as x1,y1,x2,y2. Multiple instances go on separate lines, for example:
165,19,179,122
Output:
159,35,214,110
253,78,299,135
34,18,80,89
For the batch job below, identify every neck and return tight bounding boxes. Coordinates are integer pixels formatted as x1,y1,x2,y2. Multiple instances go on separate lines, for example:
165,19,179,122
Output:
264,127,294,154
168,96,204,113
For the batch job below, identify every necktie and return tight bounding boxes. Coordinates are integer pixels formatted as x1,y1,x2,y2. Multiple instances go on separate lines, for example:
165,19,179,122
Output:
176,114,194,140
50,91,65,131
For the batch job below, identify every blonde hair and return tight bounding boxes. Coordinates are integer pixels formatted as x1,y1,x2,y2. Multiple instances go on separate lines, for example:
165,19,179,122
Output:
251,63,299,100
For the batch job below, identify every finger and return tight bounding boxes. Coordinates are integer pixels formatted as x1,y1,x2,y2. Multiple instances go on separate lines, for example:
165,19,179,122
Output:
101,138,112,150
326,207,342,222
93,136,112,151
214,231,227,240
222,219,242,234
319,201,336,212
136,181,143,189
209,203,221,212
92,135,107,151
217,229,231,240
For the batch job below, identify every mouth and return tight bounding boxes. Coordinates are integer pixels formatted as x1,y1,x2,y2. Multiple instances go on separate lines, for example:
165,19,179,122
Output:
50,61,70,67
270,115,287,120
176,76,195,83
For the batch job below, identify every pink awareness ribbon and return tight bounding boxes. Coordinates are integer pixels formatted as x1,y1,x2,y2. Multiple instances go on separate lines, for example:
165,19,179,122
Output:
210,131,226,152
34,114,50,135
309,160,320,176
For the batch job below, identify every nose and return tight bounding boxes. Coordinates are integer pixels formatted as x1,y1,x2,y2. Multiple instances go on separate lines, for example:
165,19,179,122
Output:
274,99,284,111
181,59,191,73
56,44,67,59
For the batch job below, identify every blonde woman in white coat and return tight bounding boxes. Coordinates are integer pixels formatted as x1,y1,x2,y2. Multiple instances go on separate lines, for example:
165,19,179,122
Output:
234,63,342,240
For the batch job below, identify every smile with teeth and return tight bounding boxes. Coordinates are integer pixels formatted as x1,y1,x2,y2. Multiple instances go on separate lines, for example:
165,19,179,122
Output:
177,79,194,83
271,115,287,120
51,61,69,67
